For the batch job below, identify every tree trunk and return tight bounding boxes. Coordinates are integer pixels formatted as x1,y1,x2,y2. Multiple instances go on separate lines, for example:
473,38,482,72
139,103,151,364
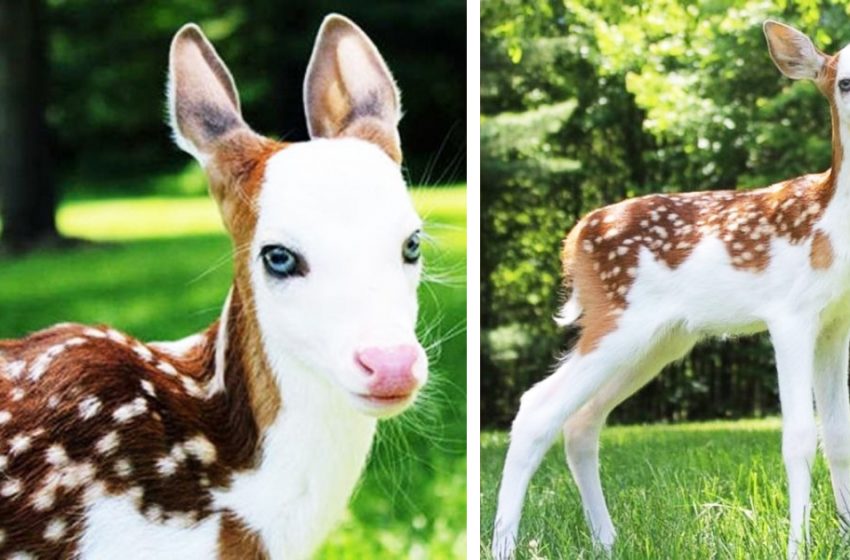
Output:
0,0,59,253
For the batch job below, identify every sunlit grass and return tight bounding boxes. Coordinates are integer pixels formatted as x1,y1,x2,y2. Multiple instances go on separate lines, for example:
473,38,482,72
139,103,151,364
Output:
481,418,850,559
0,185,466,558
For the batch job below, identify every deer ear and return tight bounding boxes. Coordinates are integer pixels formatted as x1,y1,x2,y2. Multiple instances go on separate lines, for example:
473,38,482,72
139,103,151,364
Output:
304,14,402,163
168,24,250,164
763,20,826,80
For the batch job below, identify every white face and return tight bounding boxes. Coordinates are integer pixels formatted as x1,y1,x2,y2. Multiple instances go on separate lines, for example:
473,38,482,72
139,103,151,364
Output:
250,138,427,418
835,48,850,122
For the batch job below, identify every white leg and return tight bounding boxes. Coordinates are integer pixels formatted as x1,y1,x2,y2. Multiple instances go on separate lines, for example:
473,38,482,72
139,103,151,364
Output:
491,353,603,560
491,323,670,560
563,414,615,548
562,333,695,551
813,321,850,532
771,319,818,560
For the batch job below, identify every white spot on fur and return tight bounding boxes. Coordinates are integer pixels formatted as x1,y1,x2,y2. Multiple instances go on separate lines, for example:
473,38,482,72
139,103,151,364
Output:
46,444,68,466
1,478,22,498
114,459,133,478
157,361,179,376
79,396,102,420
9,434,31,455
184,435,217,465
61,462,95,489
106,329,127,344
141,379,156,397
133,343,154,362
43,518,67,541
182,377,205,398
6,361,25,380
10,388,24,402
83,328,108,340
28,338,86,381
95,431,120,455
0,455,7,471
156,456,179,477
113,397,148,423
0,410,11,425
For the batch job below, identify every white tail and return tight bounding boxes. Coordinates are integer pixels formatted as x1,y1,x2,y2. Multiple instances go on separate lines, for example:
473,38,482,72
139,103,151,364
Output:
0,15,427,560
494,20,850,560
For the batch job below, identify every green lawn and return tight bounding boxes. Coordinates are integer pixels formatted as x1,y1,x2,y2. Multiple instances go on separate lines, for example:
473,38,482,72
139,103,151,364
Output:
0,186,466,558
482,419,850,559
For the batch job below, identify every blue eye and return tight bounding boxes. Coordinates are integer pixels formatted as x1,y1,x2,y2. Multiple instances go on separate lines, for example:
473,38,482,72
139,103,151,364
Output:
260,245,305,278
403,231,421,264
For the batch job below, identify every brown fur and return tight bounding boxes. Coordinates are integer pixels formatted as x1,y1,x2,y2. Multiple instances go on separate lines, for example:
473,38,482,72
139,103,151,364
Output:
563,172,834,354
810,230,834,269
0,285,281,558
218,510,269,560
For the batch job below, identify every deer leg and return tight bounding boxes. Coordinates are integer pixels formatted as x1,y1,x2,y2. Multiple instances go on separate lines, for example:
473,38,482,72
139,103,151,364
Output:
813,320,850,535
491,323,671,560
771,319,818,560
562,332,696,551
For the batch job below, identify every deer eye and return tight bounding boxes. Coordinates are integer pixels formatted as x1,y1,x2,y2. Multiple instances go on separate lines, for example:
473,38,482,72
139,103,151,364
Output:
260,245,307,278
402,231,421,264
839,78,850,92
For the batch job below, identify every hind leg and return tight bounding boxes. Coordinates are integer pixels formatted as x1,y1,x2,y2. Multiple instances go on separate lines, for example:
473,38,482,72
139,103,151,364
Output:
563,332,696,550
491,321,678,560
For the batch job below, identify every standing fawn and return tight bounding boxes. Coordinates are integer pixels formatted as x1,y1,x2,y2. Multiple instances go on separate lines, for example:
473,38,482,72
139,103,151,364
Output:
493,20,850,559
0,15,428,559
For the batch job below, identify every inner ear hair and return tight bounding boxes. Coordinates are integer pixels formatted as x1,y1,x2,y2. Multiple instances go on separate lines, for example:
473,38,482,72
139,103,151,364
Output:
168,23,250,163
303,14,402,163
763,20,825,81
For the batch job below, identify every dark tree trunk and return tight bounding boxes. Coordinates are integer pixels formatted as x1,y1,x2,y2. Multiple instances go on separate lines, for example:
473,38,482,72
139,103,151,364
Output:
0,0,59,253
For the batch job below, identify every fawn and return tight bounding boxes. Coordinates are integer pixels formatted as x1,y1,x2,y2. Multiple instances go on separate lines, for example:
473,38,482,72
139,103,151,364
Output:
0,14,428,560
493,20,850,559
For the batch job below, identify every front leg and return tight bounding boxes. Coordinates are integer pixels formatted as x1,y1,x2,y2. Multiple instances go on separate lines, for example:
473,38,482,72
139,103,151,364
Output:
770,318,818,559
813,320,850,532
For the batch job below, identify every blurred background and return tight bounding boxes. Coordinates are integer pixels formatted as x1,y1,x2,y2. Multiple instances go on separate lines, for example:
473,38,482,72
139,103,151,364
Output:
481,0,850,428
0,0,466,557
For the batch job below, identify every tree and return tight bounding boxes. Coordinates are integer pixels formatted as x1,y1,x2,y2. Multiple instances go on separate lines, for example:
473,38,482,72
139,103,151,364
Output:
0,0,59,252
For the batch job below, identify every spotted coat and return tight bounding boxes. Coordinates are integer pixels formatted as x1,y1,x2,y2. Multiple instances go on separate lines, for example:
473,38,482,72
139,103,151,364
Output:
0,289,265,559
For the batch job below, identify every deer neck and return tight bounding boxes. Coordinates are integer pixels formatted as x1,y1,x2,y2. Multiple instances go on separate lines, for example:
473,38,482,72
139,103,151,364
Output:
213,280,376,450
213,284,281,435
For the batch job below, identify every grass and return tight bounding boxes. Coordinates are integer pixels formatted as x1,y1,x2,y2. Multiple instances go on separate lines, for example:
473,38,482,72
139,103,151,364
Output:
0,185,466,558
481,419,850,559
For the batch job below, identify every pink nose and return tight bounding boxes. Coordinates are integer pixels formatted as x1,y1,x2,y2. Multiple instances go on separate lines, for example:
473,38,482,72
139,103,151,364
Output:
356,345,419,398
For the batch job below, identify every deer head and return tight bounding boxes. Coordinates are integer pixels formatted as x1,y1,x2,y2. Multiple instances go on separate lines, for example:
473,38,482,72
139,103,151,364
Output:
167,15,427,418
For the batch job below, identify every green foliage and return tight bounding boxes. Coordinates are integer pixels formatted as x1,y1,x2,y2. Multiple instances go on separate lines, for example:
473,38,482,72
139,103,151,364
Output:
45,0,465,189
481,0,850,427
481,420,850,558
0,186,466,558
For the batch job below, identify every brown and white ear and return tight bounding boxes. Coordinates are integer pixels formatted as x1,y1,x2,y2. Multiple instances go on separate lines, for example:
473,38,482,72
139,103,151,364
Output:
763,20,826,80
168,24,249,165
304,14,402,163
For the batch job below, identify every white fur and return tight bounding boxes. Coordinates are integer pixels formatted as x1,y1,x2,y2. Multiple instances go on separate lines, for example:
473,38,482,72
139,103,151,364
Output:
249,139,428,411
79,495,221,560
494,43,850,560
78,139,425,560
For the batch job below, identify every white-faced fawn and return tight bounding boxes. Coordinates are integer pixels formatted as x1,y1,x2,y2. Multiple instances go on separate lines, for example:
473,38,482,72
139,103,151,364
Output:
0,14,428,559
493,20,850,560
